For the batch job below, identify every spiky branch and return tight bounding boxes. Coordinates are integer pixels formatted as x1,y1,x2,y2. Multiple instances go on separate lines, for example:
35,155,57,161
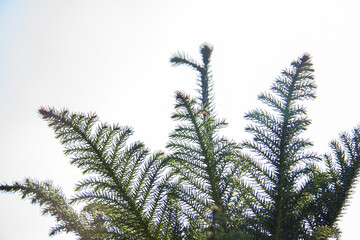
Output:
243,54,319,239
0,179,92,239
170,44,214,113
169,46,245,239
28,107,177,240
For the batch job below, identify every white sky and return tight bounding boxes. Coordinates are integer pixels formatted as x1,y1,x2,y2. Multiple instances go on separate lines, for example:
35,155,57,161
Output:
0,0,359,239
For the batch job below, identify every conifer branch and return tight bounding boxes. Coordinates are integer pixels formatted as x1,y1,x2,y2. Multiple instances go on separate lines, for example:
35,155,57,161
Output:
170,44,214,113
243,54,318,239
37,107,177,239
306,126,360,237
0,179,90,239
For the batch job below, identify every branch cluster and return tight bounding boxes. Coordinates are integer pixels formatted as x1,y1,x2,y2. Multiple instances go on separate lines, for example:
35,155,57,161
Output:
1,45,360,240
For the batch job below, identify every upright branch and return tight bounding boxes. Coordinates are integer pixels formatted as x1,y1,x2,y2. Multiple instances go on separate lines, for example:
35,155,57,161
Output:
170,44,214,114
243,54,318,239
305,126,360,238
168,46,245,239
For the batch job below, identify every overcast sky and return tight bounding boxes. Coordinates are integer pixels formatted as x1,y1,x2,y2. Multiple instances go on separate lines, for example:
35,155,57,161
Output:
1,1,360,239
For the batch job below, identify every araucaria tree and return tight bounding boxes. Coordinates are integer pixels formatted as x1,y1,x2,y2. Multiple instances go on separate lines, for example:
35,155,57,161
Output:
1,44,360,240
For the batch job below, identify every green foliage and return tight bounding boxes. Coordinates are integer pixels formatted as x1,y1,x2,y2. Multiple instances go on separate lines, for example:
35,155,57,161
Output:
305,127,360,239
1,44,360,240
241,54,320,239
0,179,91,239
170,44,214,112
168,47,245,237
28,108,178,240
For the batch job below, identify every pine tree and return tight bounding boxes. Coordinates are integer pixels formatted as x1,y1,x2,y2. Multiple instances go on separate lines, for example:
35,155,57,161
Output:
1,44,360,240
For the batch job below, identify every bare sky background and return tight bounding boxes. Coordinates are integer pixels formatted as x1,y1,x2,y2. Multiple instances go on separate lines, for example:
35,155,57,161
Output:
0,1,360,239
